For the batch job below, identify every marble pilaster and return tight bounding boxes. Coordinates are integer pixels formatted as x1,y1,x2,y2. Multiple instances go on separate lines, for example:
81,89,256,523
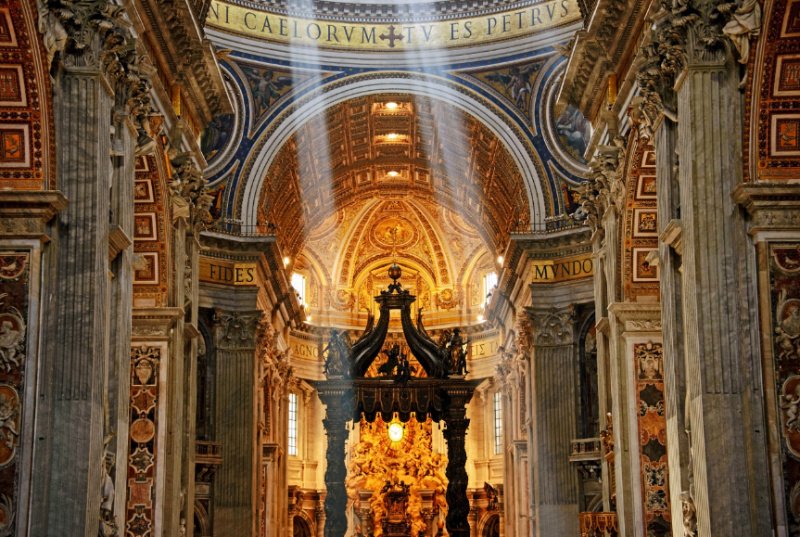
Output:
526,304,580,537
212,309,262,536
654,118,692,536
606,304,663,537
675,32,771,536
30,51,115,537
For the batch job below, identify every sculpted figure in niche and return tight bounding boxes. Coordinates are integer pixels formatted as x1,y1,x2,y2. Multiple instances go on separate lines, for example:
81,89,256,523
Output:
99,451,118,537
680,491,697,537
323,329,351,378
378,344,401,377
448,328,469,376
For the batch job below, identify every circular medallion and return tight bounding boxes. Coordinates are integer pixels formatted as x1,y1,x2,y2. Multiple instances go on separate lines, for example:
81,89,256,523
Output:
130,418,156,444
371,216,418,250
0,255,26,280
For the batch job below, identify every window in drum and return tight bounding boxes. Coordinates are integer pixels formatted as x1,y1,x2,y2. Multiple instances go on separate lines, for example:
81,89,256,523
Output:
484,271,498,306
494,391,503,454
291,272,307,306
288,392,298,456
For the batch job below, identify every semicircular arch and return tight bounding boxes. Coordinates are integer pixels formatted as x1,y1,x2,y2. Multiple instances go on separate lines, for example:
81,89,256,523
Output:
235,73,550,229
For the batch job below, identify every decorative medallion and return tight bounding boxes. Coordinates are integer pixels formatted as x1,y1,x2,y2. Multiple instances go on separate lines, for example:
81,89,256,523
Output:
129,418,155,445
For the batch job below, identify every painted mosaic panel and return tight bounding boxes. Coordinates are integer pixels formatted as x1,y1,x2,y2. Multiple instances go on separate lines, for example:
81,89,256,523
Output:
0,1,54,189
634,341,671,535
0,252,29,536
126,346,161,537
769,243,800,534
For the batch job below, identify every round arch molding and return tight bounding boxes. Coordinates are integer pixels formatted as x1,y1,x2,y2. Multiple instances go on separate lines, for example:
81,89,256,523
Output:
235,73,551,228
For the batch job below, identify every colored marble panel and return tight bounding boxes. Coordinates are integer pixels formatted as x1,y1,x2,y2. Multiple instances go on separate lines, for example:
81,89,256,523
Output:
126,347,161,537
768,244,800,530
634,342,670,535
0,252,29,537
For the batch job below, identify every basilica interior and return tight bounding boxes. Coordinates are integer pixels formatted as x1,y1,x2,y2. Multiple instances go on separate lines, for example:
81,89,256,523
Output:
0,0,796,536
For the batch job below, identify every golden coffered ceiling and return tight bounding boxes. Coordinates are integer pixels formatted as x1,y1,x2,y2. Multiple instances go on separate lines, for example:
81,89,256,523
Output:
257,95,530,263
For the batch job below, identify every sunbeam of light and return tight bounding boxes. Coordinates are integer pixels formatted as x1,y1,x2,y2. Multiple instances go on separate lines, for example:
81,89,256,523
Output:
287,0,335,298
401,41,494,254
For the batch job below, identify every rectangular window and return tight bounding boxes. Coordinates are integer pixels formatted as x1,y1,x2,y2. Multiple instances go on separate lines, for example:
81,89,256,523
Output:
494,391,503,455
484,271,498,306
291,272,307,306
288,392,298,456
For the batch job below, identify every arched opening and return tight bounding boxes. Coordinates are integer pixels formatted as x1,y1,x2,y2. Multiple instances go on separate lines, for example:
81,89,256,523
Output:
482,514,500,537
292,515,313,537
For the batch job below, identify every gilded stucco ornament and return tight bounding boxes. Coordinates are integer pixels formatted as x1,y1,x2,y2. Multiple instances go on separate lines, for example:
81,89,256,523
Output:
169,155,215,230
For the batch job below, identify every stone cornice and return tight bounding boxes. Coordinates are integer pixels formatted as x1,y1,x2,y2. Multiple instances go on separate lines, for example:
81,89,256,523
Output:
556,0,650,123
132,306,185,340
136,0,232,122
0,190,68,241
200,230,278,256
507,227,592,261
733,183,800,238
607,302,661,333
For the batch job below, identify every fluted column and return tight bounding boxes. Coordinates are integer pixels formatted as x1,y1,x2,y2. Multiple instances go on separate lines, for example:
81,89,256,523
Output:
31,40,115,537
654,118,693,535
526,306,579,537
675,28,771,536
212,310,262,536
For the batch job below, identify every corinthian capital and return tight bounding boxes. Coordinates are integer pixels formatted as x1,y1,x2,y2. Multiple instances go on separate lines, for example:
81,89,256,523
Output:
528,306,575,346
213,310,263,350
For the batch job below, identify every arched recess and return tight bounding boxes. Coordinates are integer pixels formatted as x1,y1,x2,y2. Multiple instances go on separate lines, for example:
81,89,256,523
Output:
193,500,211,537
619,133,659,301
235,73,550,228
0,0,55,191
577,312,598,438
133,152,173,306
479,513,501,537
292,513,314,537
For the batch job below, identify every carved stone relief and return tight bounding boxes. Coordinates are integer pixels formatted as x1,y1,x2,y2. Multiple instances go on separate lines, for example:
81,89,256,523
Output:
0,253,28,537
